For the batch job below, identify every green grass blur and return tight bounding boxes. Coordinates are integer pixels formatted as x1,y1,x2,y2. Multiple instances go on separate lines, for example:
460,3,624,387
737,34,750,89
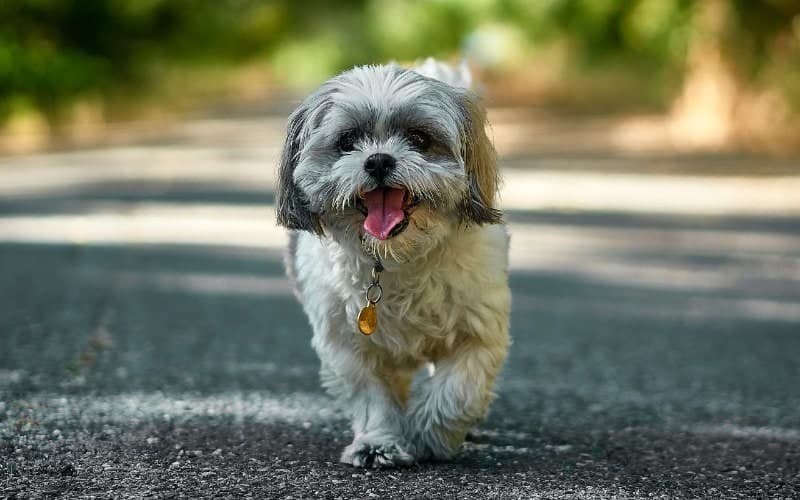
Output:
1,0,799,129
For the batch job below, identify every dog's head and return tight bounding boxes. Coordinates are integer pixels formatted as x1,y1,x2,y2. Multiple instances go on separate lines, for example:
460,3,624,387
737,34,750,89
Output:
276,63,501,262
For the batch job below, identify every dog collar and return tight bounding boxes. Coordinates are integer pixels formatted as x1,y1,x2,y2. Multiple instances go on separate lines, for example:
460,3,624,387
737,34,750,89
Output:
357,260,383,335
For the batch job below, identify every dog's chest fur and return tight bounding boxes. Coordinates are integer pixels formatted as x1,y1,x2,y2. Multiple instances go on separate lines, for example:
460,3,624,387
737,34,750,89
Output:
289,224,510,363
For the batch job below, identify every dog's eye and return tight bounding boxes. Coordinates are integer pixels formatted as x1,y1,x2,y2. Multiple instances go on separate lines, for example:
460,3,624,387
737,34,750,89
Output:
338,131,358,153
406,130,431,151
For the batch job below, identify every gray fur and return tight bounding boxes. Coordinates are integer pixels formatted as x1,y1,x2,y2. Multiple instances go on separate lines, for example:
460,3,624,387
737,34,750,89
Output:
275,64,502,238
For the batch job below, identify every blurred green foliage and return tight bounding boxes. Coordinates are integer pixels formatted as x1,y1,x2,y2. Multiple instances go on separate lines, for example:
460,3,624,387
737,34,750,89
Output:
1,0,799,124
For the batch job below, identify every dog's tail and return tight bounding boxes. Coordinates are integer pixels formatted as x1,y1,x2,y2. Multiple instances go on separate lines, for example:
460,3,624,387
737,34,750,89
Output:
412,57,473,89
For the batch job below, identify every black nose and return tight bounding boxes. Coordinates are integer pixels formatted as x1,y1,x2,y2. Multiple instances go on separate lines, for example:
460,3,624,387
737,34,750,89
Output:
364,153,396,182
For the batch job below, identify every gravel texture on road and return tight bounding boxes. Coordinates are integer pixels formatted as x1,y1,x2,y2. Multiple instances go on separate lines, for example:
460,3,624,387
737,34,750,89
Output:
1,113,799,499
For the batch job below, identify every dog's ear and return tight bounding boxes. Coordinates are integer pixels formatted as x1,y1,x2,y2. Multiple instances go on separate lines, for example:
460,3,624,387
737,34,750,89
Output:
276,102,324,234
459,92,503,225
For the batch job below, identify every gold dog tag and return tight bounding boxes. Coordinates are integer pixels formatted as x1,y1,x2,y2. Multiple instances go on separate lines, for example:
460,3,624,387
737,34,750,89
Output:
357,303,378,335
357,261,383,336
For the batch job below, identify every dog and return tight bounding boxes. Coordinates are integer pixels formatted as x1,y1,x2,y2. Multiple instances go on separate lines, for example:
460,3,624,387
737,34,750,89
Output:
277,59,511,468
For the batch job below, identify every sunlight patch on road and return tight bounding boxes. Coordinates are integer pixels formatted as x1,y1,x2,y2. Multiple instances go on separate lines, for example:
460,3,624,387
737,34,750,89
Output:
508,222,800,292
14,391,342,427
117,270,293,297
513,293,800,323
500,171,800,216
0,204,287,249
0,146,277,198
462,442,531,455
691,424,800,442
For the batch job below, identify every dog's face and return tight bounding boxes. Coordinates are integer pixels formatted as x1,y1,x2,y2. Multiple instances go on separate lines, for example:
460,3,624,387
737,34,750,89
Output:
277,64,501,263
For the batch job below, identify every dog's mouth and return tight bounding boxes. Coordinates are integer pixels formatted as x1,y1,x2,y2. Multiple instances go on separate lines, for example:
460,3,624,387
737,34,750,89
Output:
356,187,420,240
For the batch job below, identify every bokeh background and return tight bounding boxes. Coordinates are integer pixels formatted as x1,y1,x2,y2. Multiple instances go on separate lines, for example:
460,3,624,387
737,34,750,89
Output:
1,1,799,498
2,0,800,152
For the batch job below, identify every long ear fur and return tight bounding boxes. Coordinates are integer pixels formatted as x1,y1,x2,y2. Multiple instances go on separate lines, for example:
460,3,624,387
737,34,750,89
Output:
460,92,503,225
276,103,324,234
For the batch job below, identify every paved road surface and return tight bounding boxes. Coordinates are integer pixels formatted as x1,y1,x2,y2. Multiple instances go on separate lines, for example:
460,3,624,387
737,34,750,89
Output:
1,110,799,498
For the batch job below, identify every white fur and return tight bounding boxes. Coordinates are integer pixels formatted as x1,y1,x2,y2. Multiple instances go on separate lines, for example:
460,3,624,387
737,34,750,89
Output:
413,57,473,89
278,60,511,468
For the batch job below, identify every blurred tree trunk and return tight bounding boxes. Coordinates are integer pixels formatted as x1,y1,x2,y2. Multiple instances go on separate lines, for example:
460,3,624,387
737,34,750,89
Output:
669,0,738,149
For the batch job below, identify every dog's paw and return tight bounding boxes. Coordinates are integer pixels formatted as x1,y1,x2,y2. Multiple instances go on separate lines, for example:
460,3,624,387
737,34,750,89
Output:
340,438,415,469
406,426,464,463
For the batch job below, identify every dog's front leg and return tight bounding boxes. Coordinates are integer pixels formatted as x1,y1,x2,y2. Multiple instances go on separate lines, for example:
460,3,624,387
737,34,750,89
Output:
317,342,415,468
407,337,509,460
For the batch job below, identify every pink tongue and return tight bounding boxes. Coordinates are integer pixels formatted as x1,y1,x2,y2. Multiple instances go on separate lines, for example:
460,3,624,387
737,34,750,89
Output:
363,188,406,240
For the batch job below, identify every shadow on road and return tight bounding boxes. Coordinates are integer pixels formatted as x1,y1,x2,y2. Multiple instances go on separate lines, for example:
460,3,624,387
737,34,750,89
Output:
1,170,799,497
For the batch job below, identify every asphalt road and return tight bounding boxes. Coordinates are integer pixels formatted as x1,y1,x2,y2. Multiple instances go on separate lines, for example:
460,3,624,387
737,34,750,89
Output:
1,110,799,499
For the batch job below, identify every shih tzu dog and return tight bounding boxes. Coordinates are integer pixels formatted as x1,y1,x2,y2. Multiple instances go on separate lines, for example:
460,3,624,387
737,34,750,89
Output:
277,59,511,468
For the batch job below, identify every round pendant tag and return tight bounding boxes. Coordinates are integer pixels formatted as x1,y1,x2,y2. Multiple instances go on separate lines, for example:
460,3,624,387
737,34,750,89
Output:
357,303,377,335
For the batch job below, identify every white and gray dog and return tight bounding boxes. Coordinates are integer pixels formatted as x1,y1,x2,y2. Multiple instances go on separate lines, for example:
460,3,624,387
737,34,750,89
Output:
277,59,511,468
